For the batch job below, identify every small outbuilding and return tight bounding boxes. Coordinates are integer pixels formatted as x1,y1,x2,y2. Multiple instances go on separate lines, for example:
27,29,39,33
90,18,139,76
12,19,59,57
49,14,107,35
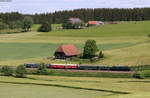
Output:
54,45,80,59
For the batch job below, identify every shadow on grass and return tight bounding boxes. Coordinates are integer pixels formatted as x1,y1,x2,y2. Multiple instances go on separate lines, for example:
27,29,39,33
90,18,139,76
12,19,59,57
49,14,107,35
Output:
119,80,150,83
0,80,130,95
27,77,102,83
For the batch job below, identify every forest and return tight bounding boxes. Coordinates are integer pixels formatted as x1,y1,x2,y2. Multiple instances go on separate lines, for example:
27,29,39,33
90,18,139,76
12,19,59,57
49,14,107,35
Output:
0,8,150,24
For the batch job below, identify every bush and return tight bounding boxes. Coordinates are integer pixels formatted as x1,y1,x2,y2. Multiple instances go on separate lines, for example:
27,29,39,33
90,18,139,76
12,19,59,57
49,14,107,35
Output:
62,22,73,29
131,65,150,71
38,22,52,32
62,21,85,29
133,70,150,79
133,72,145,79
1,66,13,76
98,51,104,58
143,70,150,77
15,65,27,78
36,63,48,75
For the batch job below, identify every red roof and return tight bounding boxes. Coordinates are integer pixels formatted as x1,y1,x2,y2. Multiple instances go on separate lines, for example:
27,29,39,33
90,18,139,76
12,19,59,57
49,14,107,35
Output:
88,21,98,25
55,45,80,56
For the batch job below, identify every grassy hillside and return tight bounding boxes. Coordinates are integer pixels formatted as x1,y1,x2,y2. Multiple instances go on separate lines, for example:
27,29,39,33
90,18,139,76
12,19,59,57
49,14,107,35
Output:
0,21,150,65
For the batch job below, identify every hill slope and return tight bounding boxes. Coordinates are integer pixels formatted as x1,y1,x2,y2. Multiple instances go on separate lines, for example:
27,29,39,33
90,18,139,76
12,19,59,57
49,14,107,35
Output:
0,21,150,66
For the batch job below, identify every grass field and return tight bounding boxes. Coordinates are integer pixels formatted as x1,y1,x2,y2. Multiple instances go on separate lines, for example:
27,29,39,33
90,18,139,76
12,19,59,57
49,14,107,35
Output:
0,21,150,65
0,75,150,98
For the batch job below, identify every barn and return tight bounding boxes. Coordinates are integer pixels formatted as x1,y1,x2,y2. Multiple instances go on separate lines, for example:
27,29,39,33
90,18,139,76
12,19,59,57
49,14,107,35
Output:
54,45,80,59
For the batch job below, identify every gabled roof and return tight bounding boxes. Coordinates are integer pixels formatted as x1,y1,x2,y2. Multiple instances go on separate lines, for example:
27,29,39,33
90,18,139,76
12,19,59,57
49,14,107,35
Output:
68,18,82,23
55,45,80,56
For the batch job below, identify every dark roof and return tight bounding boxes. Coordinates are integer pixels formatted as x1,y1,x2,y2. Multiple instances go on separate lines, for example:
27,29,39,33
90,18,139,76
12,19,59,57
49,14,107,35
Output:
68,18,82,23
55,45,80,56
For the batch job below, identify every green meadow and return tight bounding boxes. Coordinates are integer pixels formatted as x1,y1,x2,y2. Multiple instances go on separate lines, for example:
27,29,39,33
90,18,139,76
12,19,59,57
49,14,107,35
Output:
0,21,150,65
0,21,150,98
0,75,150,98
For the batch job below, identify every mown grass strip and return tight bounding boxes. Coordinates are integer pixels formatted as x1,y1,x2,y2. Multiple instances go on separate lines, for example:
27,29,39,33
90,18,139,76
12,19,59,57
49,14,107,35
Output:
0,81,130,94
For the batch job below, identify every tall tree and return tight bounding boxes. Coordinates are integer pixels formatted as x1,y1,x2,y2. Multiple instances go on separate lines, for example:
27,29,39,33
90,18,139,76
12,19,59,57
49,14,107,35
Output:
9,21,22,29
22,16,33,32
83,40,99,59
0,22,8,30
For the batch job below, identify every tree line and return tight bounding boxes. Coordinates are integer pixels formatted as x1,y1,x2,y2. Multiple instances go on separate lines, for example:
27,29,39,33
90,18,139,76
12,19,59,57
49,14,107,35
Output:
0,8,150,24
0,16,34,32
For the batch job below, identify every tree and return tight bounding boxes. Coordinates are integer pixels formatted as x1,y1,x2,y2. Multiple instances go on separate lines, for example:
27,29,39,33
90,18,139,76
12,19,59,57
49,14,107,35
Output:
9,21,22,29
15,65,26,78
0,22,8,30
1,66,13,76
62,21,73,29
83,40,99,59
36,63,48,75
22,16,33,32
38,22,52,32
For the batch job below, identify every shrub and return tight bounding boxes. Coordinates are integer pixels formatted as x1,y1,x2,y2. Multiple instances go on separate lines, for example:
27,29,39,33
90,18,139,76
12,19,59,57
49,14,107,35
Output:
1,66,13,76
98,51,104,58
62,20,85,29
62,22,73,29
36,63,48,75
133,72,145,79
15,65,27,78
133,70,150,79
38,22,52,32
131,65,150,71
143,70,150,77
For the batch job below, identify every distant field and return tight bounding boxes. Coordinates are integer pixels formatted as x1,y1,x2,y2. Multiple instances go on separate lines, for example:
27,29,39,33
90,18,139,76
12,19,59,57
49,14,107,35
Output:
0,75,150,98
41,21,150,37
0,21,150,65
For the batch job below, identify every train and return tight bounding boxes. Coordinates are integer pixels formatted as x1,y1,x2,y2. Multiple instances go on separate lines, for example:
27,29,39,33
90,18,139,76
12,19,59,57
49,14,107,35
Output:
24,63,131,71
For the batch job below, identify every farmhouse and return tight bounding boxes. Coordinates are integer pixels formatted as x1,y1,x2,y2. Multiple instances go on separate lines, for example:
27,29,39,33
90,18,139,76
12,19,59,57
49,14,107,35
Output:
54,45,80,59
